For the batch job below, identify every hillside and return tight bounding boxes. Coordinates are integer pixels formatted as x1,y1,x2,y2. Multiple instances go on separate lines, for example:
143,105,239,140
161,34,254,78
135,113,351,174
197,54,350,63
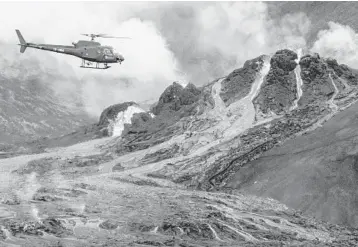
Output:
1,48,358,246
0,52,95,154
226,92,358,227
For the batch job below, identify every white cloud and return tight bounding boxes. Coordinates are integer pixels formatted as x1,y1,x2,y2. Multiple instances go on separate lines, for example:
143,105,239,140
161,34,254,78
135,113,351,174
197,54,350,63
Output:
0,2,186,118
275,12,311,50
0,2,317,118
311,21,358,67
195,2,311,74
197,2,270,63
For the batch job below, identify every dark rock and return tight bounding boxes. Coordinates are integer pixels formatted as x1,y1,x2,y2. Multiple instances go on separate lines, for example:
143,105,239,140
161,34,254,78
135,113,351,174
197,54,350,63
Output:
326,57,358,86
5,219,43,236
152,82,184,115
74,183,96,191
0,228,5,240
112,163,125,172
62,189,88,198
156,220,217,241
141,144,180,164
135,240,164,246
152,82,202,115
65,154,113,168
220,55,268,106
254,49,298,114
32,194,63,202
271,49,298,71
298,53,335,106
159,222,183,236
98,101,137,126
129,222,156,232
40,217,72,237
99,219,119,230
128,112,152,130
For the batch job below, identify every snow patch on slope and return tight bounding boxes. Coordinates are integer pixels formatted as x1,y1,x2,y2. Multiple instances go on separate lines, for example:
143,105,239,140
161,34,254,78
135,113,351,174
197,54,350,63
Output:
197,57,271,143
291,48,303,110
222,56,271,137
109,105,145,137
209,77,229,121
328,73,339,111
249,60,271,101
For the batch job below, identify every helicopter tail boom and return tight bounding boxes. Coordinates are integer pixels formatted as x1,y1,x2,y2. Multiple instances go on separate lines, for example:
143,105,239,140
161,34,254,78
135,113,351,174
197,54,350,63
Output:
15,29,27,53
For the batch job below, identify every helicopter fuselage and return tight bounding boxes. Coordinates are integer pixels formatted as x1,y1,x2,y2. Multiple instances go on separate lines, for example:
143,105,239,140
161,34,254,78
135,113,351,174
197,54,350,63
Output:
15,29,125,69
24,41,123,64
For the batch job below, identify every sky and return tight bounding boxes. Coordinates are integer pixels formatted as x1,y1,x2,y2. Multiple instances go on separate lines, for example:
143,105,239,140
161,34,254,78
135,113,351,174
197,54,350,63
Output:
0,1,357,118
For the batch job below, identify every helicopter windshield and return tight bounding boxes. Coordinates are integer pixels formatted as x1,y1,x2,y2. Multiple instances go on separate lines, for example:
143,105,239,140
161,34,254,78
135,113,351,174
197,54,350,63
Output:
103,47,114,55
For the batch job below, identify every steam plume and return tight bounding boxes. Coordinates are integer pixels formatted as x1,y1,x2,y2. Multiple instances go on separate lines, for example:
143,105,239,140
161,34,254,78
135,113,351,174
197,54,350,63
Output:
311,21,358,68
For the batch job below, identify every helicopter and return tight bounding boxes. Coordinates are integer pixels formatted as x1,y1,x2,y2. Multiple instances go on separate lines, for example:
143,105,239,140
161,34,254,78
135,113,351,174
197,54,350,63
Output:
15,29,129,69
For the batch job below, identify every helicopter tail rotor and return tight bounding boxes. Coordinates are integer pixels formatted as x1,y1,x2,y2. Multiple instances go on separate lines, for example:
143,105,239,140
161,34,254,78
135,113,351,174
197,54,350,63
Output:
15,29,28,53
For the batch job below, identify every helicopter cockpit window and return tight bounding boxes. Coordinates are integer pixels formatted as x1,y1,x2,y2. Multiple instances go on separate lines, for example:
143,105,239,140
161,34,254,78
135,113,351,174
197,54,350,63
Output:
103,48,113,55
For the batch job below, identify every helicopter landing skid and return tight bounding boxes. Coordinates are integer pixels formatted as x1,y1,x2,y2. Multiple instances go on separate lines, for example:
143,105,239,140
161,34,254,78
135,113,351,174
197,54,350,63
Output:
80,61,111,69
80,65,111,70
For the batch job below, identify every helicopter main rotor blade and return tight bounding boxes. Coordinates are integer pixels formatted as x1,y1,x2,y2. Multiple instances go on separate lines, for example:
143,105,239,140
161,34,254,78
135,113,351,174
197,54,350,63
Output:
80,33,132,40
100,35,132,39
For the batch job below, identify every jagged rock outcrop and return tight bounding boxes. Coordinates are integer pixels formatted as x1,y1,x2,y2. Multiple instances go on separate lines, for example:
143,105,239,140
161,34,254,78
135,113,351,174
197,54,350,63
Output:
98,101,137,127
114,82,215,155
126,112,152,131
298,53,336,106
220,55,267,106
326,58,358,101
97,101,145,137
152,82,202,115
254,49,298,115
326,58,358,86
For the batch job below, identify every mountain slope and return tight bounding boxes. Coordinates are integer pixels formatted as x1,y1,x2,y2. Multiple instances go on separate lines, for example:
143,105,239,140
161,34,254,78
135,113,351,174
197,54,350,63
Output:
0,117,357,246
226,96,358,227
2,48,358,246
0,52,94,151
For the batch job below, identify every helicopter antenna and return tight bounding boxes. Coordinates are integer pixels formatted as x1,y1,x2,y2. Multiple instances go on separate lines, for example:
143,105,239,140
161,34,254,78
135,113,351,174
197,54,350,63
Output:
81,33,131,41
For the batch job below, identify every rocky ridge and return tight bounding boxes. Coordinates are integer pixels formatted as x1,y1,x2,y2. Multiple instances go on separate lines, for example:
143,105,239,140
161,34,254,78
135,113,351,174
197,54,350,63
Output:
253,49,298,116
96,49,358,213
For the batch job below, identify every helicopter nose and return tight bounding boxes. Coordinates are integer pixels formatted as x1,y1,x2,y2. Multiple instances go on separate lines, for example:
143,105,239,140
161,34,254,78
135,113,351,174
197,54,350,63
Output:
117,55,124,63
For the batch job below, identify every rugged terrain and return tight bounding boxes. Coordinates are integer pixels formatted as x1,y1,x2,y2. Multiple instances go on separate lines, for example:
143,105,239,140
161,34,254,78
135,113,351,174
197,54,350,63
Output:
0,52,94,152
2,49,358,246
